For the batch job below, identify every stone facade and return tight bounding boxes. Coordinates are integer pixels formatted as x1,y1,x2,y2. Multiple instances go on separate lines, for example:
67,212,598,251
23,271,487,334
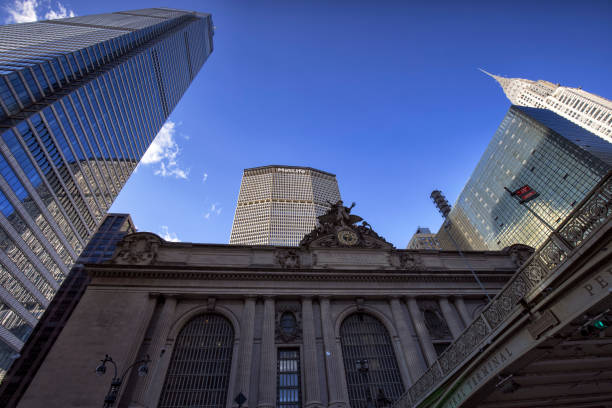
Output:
13,218,521,408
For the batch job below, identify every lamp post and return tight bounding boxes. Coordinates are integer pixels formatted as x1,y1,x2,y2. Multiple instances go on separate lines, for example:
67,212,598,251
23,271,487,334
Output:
95,354,151,407
376,388,391,408
431,190,492,302
356,359,374,408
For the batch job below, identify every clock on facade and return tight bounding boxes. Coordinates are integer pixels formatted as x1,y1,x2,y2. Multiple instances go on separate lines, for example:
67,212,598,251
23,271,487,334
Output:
337,229,359,246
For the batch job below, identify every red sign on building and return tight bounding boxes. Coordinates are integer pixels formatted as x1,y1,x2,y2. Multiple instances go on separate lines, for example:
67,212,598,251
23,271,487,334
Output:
513,185,539,203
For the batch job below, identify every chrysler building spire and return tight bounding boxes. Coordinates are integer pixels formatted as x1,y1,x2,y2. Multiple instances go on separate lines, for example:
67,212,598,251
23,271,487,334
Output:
479,68,547,105
480,69,612,142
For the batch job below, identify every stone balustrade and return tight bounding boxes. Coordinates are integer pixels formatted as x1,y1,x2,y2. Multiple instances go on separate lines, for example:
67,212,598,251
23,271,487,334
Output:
392,172,612,408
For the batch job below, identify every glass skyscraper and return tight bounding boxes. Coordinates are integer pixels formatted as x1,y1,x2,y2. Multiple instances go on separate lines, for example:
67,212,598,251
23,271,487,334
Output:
482,70,612,143
437,105,612,251
0,8,213,369
229,165,341,246
0,214,134,391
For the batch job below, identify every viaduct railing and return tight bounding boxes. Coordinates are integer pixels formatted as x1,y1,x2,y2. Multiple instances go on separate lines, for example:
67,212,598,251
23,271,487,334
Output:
392,172,612,408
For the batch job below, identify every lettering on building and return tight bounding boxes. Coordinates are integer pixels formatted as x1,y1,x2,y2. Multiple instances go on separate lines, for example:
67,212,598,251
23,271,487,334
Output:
276,168,307,174
442,347,514,408
583,266,612,296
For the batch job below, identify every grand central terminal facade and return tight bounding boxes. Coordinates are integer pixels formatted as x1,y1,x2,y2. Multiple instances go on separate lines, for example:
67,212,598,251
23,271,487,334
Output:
14,177,612,408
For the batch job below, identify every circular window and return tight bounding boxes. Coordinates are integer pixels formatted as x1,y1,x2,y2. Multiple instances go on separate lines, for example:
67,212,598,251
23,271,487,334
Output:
280,312,297,338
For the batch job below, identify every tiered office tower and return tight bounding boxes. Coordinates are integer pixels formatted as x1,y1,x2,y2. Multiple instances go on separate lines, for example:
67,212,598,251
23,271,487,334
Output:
0,9,213,369
0,214,134,395
482,70,612,142
406,227,441,250
229,165,341,246
437,105,612,251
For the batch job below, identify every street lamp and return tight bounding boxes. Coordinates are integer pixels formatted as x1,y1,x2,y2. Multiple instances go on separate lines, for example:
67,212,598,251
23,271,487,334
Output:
431,190,492,302
376,388,391,408
355,358,369,373
95,354,151,407
355,359,374,408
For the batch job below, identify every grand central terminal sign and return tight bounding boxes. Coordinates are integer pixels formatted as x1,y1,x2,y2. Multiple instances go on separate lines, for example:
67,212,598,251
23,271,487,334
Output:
439,261,612,408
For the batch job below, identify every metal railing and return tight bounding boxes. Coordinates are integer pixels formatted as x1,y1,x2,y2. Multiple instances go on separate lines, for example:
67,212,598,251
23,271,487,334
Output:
392,172,612,408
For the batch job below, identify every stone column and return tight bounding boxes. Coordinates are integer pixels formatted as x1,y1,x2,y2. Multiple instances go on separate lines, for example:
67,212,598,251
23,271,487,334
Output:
123,294,158,407
439,297,463,339
406,296,438,366
141,295,178,407
226,337,242,408
302,297,323,408
319,297,348,408
454,297,473,327
257,296,276,408
389,297,425,382
235,296,256,406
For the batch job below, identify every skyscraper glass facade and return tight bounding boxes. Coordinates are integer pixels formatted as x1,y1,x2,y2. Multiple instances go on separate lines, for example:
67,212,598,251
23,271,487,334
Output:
483,70,612,142
230,166,341,246
437,106,612,251
0,213,134,394
0,8,213,371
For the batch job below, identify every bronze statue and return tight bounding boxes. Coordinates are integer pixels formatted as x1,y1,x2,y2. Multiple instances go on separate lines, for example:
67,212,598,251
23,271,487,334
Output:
300,200,392,249
318,200,363,227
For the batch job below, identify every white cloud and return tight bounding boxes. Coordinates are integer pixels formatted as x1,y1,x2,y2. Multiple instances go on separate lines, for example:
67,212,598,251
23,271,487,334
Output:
160,226,180,242
4,0,38,23
202,172,208,183
4,0,75,24
44,2,74,19
204,203,222,220
155,162,189,179
141,121,190,180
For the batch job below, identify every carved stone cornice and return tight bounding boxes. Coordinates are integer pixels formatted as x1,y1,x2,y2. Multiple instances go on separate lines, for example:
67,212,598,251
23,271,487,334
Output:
86,265,513,283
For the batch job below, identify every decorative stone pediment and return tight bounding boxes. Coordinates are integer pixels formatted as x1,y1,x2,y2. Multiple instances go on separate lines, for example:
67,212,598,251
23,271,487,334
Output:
112,232,162,265
299,201,394,249
502,244,535,268
275,249,301,269
397,252,423,270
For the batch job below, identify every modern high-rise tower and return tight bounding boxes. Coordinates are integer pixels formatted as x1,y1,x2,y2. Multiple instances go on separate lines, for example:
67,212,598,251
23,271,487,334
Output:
437,105,611,251
0,214,134,392
406,227,441,250
0,8,213,366
482,70,612,142
229,165,341,246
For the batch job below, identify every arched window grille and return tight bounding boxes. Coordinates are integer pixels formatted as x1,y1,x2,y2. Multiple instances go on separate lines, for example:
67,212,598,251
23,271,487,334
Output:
340,313,405,408
158,313,234,408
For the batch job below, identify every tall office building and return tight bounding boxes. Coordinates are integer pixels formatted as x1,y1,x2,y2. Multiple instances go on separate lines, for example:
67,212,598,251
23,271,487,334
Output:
0,214,134,397
229,165,341,246
407,227,441,250
482,70,612,142
437,105,611,251
0,9,213,368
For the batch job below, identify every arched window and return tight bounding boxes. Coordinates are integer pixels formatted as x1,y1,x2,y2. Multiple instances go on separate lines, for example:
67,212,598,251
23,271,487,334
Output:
340,313,405,408
158,313,234,408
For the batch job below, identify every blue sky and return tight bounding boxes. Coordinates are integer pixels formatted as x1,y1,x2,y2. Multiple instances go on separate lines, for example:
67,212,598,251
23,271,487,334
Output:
2,0,611,247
